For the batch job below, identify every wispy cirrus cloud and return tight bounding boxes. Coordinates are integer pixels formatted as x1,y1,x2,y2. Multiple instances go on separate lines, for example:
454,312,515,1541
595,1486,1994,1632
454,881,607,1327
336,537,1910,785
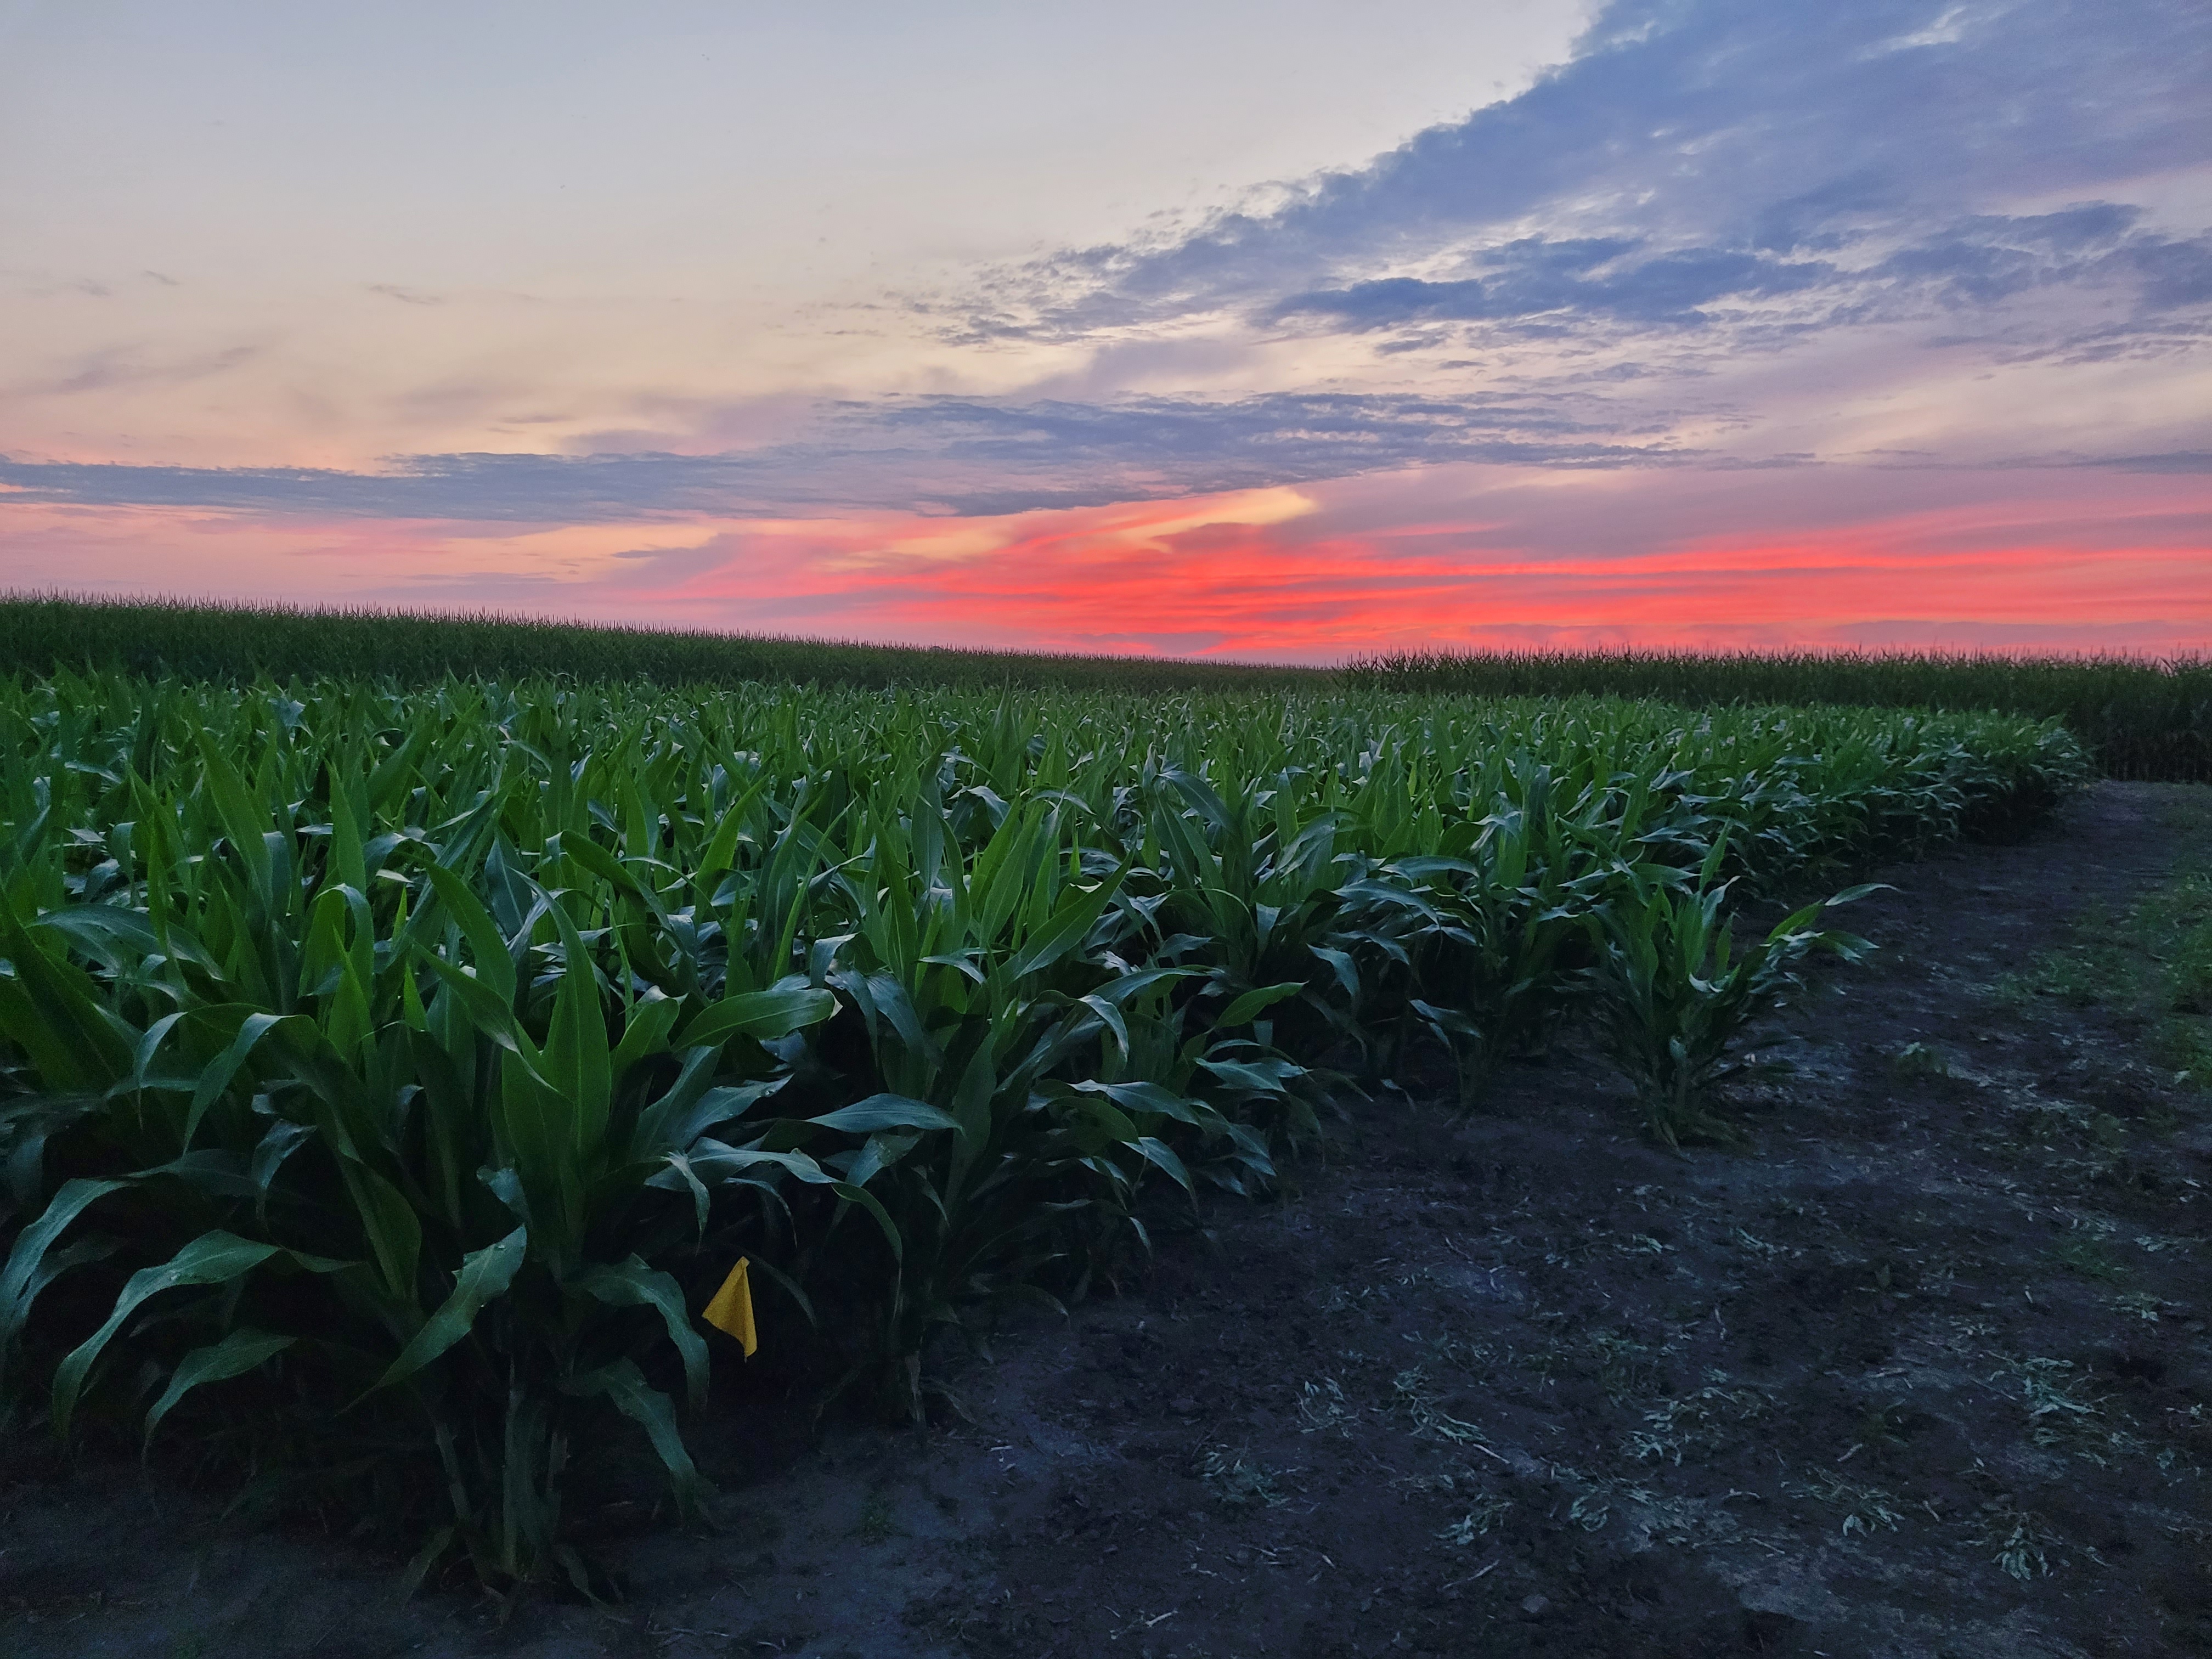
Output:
21,342,262,398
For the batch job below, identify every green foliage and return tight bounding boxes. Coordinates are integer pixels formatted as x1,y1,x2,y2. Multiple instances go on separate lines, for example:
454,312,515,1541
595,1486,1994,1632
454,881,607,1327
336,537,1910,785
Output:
1988,791,2212,1086
3,596,2190,780
2050,1238,2126,1282
1346,645,2212,783
1587,845,1878,1147
0,730,843,1590
0,594,1322,698
0,665,2089,1588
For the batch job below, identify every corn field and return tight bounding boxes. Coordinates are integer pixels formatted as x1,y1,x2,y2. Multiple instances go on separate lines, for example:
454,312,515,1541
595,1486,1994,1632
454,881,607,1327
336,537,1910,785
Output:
1344,645,2212,782
0,669,2090,1590
4,597,2204,781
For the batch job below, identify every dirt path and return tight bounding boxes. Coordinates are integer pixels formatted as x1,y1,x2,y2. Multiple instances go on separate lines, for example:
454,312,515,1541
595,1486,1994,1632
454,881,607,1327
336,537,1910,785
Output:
7,782,2209,1659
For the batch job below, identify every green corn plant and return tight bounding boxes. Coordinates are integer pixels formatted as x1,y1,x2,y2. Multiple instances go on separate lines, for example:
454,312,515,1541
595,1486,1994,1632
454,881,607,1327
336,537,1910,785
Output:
768,782,1205,1422
0,663,2094,1592
1137,766,1362,1058
1587,840,1880,1148
0,713,843,1593
1365,758,1612,1108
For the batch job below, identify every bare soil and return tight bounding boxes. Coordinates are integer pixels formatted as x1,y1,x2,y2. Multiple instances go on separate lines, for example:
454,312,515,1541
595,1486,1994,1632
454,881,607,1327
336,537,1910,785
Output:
6,781,2209,1659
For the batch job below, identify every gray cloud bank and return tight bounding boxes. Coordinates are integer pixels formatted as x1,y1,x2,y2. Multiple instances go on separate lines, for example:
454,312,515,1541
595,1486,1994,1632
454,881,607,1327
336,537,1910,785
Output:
0,393,1673,522
978,0,2210,356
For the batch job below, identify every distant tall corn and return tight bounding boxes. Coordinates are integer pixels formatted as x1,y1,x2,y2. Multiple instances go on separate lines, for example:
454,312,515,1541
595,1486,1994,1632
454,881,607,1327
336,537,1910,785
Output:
3,597,2192,779
1342,646,2210,782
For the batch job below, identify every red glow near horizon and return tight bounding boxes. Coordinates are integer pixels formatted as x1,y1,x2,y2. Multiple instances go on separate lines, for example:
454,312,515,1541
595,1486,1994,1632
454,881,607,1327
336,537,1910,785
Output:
631,473,2211,659
3,464,2205,661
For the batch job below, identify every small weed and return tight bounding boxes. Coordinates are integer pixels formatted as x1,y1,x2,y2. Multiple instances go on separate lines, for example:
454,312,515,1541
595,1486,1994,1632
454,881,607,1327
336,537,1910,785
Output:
1945,1317,1997,1350
1994,943,2124,1009
1633,1491,1749,1550
2150,867,2212,1078
2051,1238,2126,1282
1972,1496,2058,1579
1437,1494,1513,1545
1729,1227,1796,1261
1566,1489,1613,1532
1391,1368,1491,1446
1891,1040,1953,1079
1534,1465,1749,1551
1997,1356,2146,1464
1785,1473,1905,1537
2000,1091,2105,1147
1765,1195,1825,1223
1198,1448,1287,1508
1542,1236,1602,1268
2163,873,2212,1003
2157,1404,2207,1477
1862,1258,1909,1294
1396,1463,1496,1498
1996,811,2212,1082
1296,1377,1359,1437
2007,1356,2101,1430
1628,1383,1770,1465
1408,1330,1508,1384
1585,1330,1669,1402
1317,1283,1390,1315
1852,1402,1915,1447
854,1494,899,1544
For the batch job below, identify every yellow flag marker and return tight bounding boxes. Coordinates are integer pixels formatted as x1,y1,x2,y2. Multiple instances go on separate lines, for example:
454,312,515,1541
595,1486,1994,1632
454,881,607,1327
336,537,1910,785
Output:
703,1257,758,1357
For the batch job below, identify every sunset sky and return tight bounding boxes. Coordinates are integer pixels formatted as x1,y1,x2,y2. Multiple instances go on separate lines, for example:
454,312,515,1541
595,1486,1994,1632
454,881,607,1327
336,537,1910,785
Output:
3,0,2207,658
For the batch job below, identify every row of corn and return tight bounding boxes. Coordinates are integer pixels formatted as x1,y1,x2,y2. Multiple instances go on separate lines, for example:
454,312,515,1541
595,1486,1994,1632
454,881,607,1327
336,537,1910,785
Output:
0,670,2087,1589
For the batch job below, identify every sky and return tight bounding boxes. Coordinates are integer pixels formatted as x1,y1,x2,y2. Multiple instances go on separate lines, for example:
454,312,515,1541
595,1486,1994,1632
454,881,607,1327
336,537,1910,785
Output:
2,0,2207,659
